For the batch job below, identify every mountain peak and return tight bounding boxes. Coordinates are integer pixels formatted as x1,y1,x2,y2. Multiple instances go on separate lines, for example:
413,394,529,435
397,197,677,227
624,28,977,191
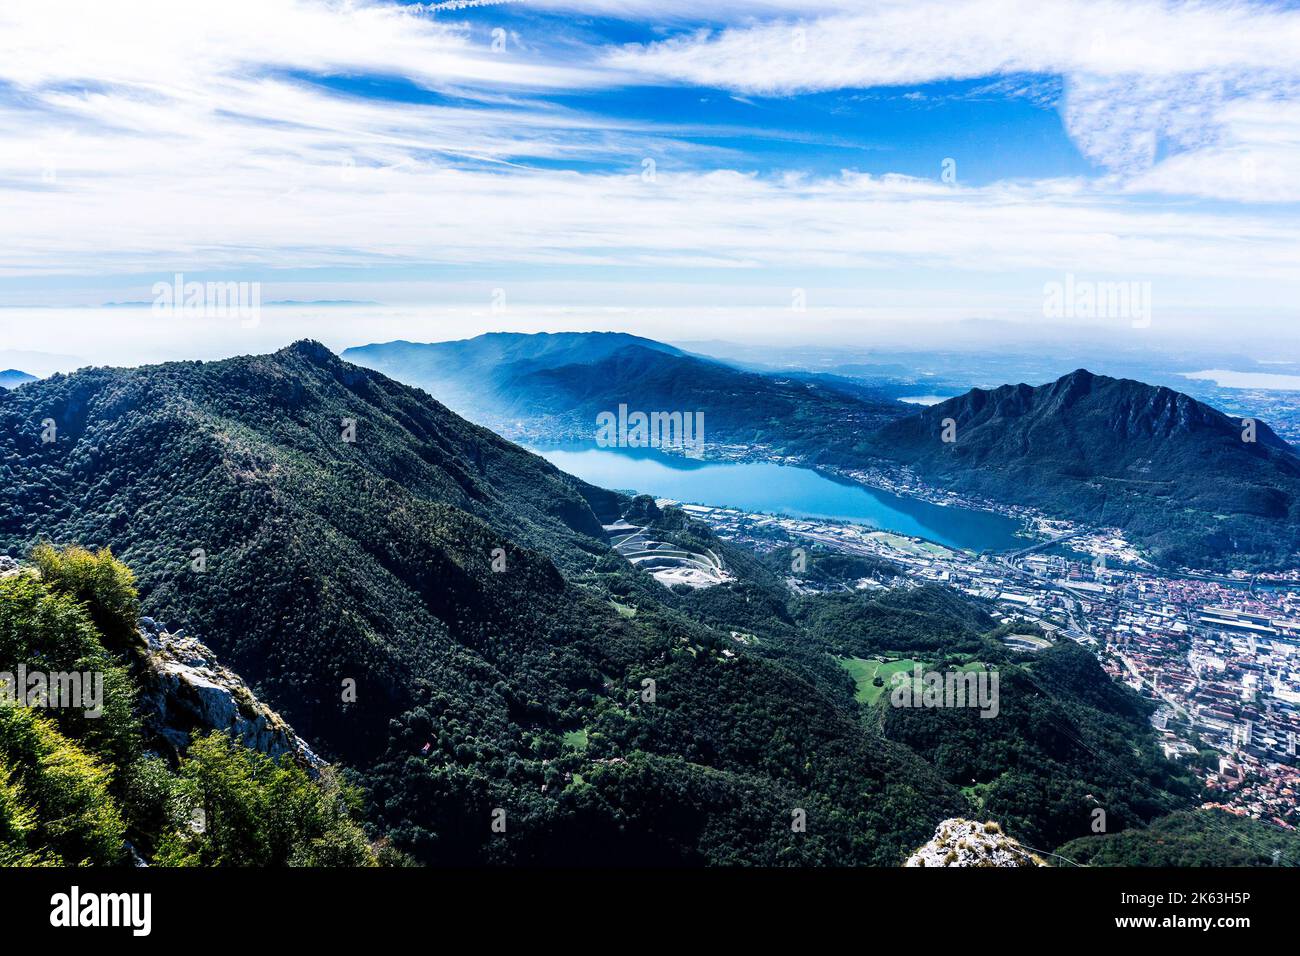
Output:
278,339,337,365
874,368,1300,568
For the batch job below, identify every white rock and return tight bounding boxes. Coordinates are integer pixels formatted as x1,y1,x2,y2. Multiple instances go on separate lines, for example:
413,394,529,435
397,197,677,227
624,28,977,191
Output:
141,626,323,769
904,818,1046,867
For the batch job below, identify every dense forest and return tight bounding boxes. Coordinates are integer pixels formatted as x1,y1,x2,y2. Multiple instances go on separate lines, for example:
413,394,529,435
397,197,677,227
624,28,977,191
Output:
0,345,1276,865
1058,810,1300,866
0,546,376,866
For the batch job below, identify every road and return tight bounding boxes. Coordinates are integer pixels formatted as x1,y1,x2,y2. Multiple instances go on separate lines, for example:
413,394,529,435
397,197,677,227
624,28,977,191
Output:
1002,528,1088,559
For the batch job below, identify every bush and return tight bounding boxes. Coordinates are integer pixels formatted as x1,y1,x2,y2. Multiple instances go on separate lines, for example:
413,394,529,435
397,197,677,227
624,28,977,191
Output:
165,732,377,867
0,548,383,868
0,572,139,768
0,704,126,865
31,544,142,654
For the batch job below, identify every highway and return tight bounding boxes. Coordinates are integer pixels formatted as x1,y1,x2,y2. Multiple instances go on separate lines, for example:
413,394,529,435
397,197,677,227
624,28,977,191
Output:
1002,528,1088,559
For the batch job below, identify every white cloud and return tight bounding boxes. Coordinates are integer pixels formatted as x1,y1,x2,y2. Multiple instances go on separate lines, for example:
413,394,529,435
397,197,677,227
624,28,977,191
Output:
0,0,609,92
1122,96,1300,200
2,156,1297,283
606,0,1300,192
605,1,1300,94
0,0,1295,336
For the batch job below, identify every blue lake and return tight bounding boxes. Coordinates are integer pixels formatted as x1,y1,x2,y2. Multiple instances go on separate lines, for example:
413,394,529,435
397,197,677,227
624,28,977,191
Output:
534,444,1028,553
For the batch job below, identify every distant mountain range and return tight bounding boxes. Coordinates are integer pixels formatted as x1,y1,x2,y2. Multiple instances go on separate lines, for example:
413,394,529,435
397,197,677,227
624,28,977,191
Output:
0,369,36,389
344,332,907,460
345,333,1300,570
0,341,1207,864
342,331,684,423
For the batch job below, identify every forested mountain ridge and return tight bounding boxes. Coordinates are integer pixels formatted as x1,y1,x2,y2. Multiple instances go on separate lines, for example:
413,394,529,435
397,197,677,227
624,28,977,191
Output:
344,332,909,455
345,333,1299,570
0,340,624,761
871,368,1300,568
0,345,1203,864
0,370,36,390
341,331,685,423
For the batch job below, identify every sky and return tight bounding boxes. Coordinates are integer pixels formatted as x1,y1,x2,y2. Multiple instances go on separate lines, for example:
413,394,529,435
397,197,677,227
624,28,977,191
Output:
1,0,1299,369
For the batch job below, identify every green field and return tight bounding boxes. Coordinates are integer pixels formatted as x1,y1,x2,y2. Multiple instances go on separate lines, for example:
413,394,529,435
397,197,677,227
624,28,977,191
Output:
562,728,589,751
838,656,925,704
609,599,637,618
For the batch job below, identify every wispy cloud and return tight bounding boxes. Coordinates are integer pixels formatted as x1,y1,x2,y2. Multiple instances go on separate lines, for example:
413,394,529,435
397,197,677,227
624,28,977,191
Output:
3,158,1297,281
606,0,1300,193
0,0,610,91
0,0,1295,336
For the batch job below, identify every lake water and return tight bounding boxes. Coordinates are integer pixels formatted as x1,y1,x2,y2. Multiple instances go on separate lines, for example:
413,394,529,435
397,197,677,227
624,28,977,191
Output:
534,444,1028,552
1181,369,1300,390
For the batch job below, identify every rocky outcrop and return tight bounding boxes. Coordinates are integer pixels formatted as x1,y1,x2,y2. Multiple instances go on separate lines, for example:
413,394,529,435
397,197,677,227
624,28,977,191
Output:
904,818,1046,867
137,616,322,769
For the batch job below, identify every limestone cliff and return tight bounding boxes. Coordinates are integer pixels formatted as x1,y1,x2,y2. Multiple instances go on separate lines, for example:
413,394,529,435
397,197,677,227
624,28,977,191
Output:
137,615,322,768
905,818,1047,867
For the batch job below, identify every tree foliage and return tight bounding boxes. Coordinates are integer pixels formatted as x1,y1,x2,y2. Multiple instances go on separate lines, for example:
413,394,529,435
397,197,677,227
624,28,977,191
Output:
0,546,377,867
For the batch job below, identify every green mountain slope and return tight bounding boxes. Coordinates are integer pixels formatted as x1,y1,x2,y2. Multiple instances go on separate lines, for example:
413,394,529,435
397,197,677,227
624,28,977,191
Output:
1057,809,1300,866
0,345,1200,864
0,341,623,760
871,369,1300,569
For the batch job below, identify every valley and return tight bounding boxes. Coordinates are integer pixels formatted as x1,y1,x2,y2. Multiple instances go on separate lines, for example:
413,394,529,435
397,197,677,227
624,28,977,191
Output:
353,333,1300,573
343,331,1300,856
2,337,1297,869
605,493,1300,833
533,443,1030,552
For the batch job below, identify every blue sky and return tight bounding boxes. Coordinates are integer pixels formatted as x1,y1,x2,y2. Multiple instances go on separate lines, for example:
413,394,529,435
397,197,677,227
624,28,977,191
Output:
0,0,1298,366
